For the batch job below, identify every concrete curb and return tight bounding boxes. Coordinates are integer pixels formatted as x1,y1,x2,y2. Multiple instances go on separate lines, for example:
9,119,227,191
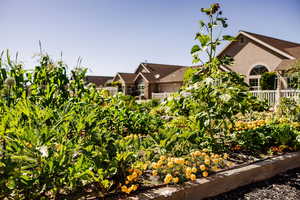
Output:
129,151,300,200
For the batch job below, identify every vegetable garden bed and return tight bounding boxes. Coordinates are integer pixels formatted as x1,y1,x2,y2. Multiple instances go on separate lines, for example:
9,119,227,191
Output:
114,151,300,200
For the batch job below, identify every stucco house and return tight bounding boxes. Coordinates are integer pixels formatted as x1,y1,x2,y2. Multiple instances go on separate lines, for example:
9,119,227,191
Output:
86,31,300,99
218,31,300,90
111,63,187,99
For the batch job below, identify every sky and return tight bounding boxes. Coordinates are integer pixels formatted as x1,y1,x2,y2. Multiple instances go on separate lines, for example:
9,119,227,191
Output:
0,0,300,76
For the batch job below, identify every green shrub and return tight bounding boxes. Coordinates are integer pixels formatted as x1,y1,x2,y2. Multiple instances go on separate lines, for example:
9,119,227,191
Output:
260,72,277,90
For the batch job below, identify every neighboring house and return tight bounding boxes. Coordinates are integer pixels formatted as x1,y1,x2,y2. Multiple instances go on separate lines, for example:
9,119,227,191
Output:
85,76,113,87
218,31,300,90
111,63,187,99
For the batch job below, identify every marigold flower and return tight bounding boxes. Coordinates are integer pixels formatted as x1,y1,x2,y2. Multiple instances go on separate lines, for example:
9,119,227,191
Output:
164,174,173,184
200,164,206,171
185,167,192,174
223,153,229,159
152,170,158,176
160,155,166,161
190,174,196,181
158,160,164,166
172,177,179,183
204,159,210,165
167,161,174,168
202,171,208,177
192,167,197,173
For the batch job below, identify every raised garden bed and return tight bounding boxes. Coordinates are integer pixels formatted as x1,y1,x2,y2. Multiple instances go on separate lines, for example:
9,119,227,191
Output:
116,152,300,200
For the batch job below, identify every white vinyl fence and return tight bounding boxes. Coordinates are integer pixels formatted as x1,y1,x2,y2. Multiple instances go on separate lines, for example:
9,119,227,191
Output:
153,90,300,106
152,92,173,100
249,90,300,106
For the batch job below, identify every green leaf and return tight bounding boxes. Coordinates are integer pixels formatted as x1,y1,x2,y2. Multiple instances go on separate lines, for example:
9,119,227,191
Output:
6,178,16,190
222,35,236,41
191,45,200,54
197,34,211,47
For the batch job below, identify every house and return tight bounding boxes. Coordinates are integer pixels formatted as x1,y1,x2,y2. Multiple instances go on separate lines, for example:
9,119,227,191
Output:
86,31,300,99
218,31,300,90
111,63,187,99
85,76,113,87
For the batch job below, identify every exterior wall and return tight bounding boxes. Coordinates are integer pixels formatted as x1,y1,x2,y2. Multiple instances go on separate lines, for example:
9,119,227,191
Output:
157,82,183,93
220,35,287,86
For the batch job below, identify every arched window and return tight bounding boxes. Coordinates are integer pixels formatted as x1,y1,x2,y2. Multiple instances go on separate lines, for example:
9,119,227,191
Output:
249,65,269,75
249,65,269,90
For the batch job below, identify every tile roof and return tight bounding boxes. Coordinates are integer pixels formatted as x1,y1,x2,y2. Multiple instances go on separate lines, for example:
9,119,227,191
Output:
85,76,113,86
242,31,300,58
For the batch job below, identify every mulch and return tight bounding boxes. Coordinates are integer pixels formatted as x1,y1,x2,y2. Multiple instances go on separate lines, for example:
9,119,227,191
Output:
206,167,300,200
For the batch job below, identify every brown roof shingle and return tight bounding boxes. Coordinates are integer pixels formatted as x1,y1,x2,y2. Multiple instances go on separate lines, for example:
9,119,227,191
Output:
117,73,136,84
142,63,186,79
85,76,113,87
243,31,300,58
276,59,300,71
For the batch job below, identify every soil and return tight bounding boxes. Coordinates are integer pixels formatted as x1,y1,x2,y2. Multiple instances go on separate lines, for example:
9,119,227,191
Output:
206,167,300,200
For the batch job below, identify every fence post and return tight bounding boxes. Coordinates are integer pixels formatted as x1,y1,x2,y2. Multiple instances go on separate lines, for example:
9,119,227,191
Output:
274,72,282,111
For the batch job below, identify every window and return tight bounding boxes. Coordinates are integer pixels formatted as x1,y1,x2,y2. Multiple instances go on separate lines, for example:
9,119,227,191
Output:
249,78,259,90
250,65,269,75
136,79,145,96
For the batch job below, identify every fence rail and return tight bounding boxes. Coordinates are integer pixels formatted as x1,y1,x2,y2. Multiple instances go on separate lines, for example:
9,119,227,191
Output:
152,92,173,100
250,90,300,106
153,90,300,106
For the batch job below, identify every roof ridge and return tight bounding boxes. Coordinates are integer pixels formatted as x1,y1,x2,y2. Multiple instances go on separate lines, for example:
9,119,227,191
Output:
241,30,300,46
141,62,187,67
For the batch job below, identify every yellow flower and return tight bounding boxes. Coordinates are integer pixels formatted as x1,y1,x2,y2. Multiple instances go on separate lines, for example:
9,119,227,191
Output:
185,172,191,179
185,167,192,174
130,184,138,191
172,177,179,183
190,174,196,181
212,165,219,171
192,167,197,173
152,162,160,169
160,155,166,161
152,170,158,176
134,169,142,176
167,161,174,168
131,171,138,179
204,159,210,165
202,171,208,177
223,153,229,159
213,159,219,164
121,185,130,194
200,164,206,171
158,160,164,166
175,158,185,165
164,174,173,184
127,175,133,182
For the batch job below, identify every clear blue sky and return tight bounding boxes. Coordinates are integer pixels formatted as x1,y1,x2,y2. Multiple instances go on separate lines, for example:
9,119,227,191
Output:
1,0,299,76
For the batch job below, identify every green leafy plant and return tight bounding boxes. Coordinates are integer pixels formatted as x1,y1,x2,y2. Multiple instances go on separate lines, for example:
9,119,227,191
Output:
260,72,277,90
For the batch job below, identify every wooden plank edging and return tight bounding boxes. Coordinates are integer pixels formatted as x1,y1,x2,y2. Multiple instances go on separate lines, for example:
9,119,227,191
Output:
129,151,300,200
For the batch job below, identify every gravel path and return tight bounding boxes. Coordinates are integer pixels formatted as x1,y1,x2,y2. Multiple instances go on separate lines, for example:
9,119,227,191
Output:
207,168,300,200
